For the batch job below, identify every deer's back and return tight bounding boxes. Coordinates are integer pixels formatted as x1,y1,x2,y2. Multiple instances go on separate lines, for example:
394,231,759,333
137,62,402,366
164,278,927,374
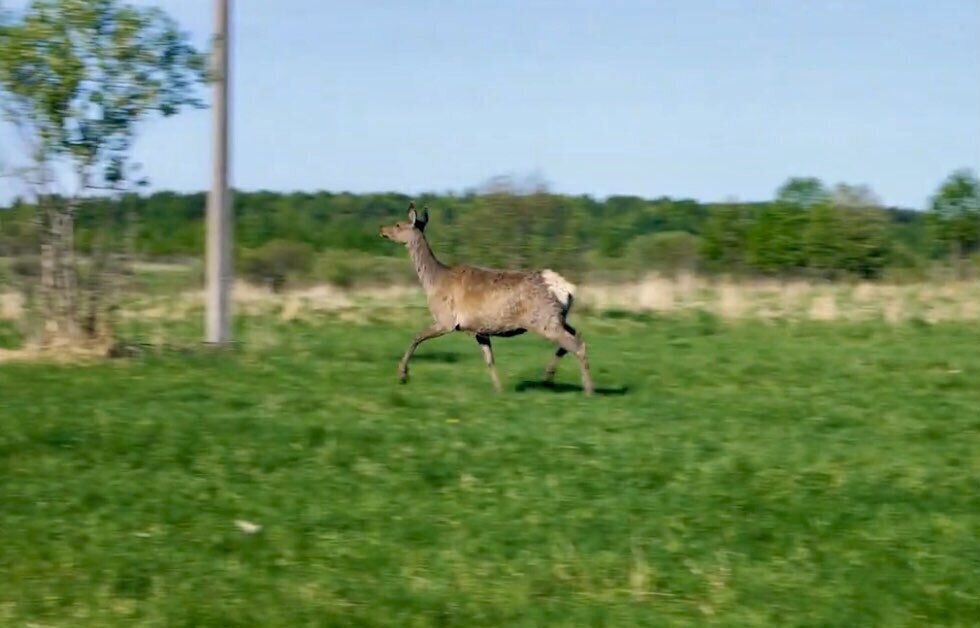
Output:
434,265,556,334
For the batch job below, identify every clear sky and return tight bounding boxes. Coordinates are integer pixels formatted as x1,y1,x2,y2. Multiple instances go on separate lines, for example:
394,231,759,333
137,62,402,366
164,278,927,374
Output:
2,0,978,208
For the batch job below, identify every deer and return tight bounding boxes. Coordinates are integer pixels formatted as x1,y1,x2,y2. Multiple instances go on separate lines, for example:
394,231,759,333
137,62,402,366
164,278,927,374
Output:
379,202,595,396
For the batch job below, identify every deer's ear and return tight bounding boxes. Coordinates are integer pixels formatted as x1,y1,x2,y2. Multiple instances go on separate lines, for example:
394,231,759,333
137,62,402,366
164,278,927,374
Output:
417,207,430,231
407,203,418,225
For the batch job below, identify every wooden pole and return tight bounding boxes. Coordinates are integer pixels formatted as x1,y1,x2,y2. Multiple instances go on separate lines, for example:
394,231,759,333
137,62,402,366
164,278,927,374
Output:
205,0,232,343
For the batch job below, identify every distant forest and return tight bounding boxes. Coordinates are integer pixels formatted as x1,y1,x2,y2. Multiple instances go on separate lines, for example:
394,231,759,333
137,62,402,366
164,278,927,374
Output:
2,171,978,287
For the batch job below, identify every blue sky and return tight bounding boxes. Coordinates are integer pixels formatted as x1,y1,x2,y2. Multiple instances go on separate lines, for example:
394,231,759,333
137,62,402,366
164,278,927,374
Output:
2,0,978,208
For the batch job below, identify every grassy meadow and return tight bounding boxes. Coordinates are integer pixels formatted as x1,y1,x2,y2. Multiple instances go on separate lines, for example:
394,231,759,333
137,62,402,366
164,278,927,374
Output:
1,269,979,626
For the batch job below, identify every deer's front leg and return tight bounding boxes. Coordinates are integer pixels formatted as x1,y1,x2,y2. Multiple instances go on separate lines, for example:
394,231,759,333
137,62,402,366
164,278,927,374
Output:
398,324,450,383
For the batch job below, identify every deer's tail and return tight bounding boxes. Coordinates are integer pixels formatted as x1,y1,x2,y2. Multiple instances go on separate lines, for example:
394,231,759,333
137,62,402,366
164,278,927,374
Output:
541,269,576,314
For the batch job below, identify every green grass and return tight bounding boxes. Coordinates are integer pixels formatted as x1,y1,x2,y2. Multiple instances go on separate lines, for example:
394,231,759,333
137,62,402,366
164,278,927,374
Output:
0,319,24,349
1,313,978,626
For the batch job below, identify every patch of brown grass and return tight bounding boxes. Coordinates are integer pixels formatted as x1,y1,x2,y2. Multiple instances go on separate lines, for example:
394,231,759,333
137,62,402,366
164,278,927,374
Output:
5,276,980,341
577,274,980,323
1,292,24,320
0,341,115,364
159,276,980,324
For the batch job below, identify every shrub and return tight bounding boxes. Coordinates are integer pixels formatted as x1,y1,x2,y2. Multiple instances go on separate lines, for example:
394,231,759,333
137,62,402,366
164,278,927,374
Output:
0,320,24,350
241,240,314,291
625,231,701,277
312,250,414,288
11,256,40,279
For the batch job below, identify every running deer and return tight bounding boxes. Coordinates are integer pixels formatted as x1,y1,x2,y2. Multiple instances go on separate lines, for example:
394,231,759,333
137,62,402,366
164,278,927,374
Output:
379,202,594,396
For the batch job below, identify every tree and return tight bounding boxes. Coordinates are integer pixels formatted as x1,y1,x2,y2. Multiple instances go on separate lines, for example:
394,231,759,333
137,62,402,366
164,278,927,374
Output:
805,186,889,279
0,0,206,347
452,177,584,278
776,177,829,208
700,203,750,273
831,183,880,209
929,169,980,264
803,202,844,277
744,203,807,274
241,240,314,292
625,231,701,277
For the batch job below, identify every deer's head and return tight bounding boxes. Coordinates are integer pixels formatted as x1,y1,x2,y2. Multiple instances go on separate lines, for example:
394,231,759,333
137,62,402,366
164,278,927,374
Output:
379,202,429,244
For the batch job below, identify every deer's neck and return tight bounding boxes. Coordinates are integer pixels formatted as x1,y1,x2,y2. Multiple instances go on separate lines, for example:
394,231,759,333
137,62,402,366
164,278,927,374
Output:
407,234,447,293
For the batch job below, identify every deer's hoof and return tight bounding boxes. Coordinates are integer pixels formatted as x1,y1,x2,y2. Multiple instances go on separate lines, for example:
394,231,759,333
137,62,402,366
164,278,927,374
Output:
398,371,408,384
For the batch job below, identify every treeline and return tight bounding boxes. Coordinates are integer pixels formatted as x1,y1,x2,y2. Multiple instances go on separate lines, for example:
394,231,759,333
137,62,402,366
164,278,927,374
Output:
1,171,978,286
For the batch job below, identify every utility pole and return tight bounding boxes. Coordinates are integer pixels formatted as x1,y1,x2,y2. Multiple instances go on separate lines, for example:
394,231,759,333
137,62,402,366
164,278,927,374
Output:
205,0,232,343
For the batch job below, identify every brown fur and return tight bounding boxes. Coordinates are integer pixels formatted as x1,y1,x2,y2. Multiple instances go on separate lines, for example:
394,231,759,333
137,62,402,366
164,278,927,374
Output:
380,203,594,395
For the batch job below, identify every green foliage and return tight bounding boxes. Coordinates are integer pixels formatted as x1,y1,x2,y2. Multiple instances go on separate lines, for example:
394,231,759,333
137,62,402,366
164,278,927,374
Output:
929,169,980,258
311,249,414,288
700,203,751,272
625,231,701,276
0,0,207,344
240,239,314,291
0,319,24,348
449,190,585,278
744,203,808,274
0,0,206,185
0,199,37,255
805,203,890,279
1,173,973,282
882,241,930,282
776,177,830,208
0,316,978,624
834,205,891,278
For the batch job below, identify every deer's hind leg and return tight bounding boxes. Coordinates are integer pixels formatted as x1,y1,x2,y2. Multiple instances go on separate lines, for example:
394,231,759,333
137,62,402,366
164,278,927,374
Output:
542,322,577,384
536,320,594,396
475,334,503,393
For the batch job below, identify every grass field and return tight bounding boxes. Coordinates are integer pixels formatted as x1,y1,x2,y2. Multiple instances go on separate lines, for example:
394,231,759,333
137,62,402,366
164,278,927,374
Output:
1,309,978,626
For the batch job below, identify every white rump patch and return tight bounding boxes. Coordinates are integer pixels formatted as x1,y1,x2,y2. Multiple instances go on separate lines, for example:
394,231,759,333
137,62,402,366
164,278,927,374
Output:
541,269,576,309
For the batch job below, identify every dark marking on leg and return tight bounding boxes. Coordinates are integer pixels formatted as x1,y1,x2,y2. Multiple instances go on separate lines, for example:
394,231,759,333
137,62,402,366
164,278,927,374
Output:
476,334,502,392
543,346,568,384
535,319,594,396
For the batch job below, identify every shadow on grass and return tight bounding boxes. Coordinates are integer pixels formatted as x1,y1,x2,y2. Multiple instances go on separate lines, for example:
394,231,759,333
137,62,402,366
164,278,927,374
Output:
408,351,461,364
514,380,630,396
